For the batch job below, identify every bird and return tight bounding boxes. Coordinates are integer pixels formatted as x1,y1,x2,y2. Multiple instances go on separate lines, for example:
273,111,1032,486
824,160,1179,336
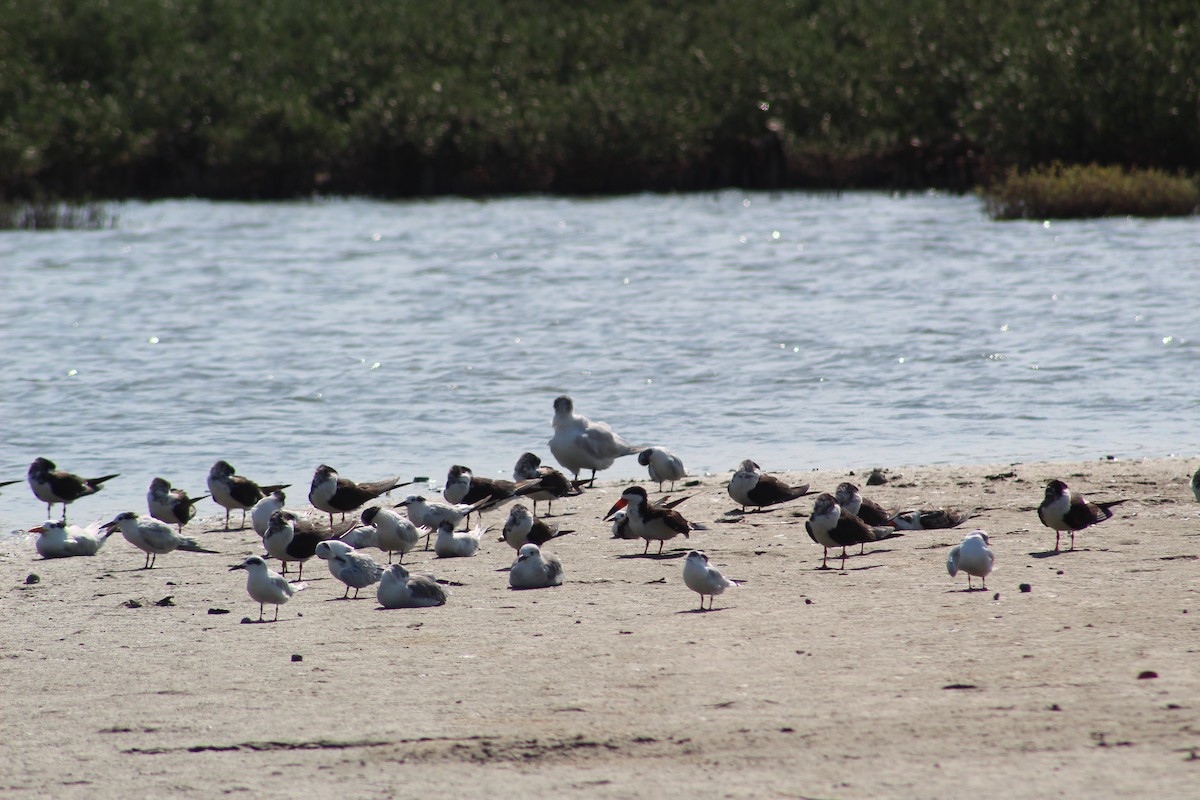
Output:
1037,479,1128,551
804,493,903,570
207,460,289,531
315,540,384,599
727,459,810,513
146,477,208,533
683,550,738,610
1191,466,1199,503
433,521,485,558
512,452,585,515
230,555,301,622
27,457,119,521
946,530,994,590
262,509,331,580
309,464,410,528
501,503,574,550
442,464,541,520
605,485,693,555
396,495,489,543
102,511,218,569
29,519,115,558
834,482,892,526
610,509,635,540
548,395,642,484
377,564,447,608
250,490,287,538
509,543,564,589
359,506,424,563
638,447,687,492
889,508,973,530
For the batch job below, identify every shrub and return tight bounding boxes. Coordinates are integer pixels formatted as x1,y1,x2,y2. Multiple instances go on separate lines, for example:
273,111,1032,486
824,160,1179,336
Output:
983,163,1200,220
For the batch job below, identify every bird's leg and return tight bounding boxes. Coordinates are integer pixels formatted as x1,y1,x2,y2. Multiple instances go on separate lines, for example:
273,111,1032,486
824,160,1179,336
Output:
297,562,304,581
821,548,828,568
144,552,151,569
224,509,231,530
273,605,279,622
968,576,974,590
840,550,847,571
240,509,248,530
1054,531,1061,551
342,585,350,599
643,540,650,555
258,603,265,622
658,541,665,555
859,543,865,555
1069,531,1076,551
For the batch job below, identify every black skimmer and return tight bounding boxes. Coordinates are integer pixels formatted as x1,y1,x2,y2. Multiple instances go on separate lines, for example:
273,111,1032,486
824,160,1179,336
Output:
638,447,687,492
147,477,209,533
377,564,447,608
433,520,486,558
29,519,115,558
229,555,300,622
604,485,694,555
207,460,289,530
501,503,574,550
683,550,738,611
102,511,218,569
27,457,119,521
0,479,20,492
360,506,424,563
834,482,892,526
512,452,585,515
509,543,564,589
1191,466,1199,503
314,540,384,599
889,508,973,530
308,464,410,528
727,459,810,513
946,530,994,590
548,395,642,484
804,493,903,570
261,509,357,578
1037,479,1127,551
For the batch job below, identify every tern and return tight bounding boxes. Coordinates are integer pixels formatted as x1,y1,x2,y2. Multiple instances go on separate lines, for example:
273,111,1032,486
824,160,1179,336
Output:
512,452,585,515
315,541,384,599
396,495,491,545
309,464,411,528
946,530,994,590
442,464,540,524
508,543,564,589
727,459,810,513
250,490,287,538
27,457,119,521
377,564,447,608
638,447,687,492
29,519,115,558
548,395,642,484
207,460,289,531
146,477,208,533
804,493,903,570
501,503,574,550
360,506,424,563
683,550,738,610
604,485,694,555
102,511,218,569
230,555,301,622
1037,479,1127,551
433,521,486,558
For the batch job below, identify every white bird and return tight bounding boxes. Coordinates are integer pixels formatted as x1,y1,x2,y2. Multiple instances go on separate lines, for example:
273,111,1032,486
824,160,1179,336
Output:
229,555,301,622
610,508,636,540
508,543,564,589
262,510,329,580
512,452,584,516
638,447,686,491
501,503,573,550
29,519,114,558
683,550,737,610
433,521,485,558
397,495,486,544
251,490,287,538
102,511,217,569
314,540,384,599
548,395,642,484
377,564,447,608
946,530,995,590
360,506,424,562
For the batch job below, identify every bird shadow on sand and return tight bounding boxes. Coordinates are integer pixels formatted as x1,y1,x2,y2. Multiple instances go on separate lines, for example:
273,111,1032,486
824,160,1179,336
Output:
815,563,885,573
945,587,991,594
615,551,688,561
676,606,734,614
1030,549,1083,558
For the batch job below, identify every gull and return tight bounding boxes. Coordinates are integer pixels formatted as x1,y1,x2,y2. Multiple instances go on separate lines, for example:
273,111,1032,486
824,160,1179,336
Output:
889,508,973,531
605,485,693,555
727,459,810,513
207,460,289,531
360,506,424,563
512,452,585,515
30,519,115,558
683,550,738,610
250,490,287,538
314,540,383,598
102,511,218,569
27,457,119,521
443,464,541,523
501,503,574,550
548,395,642,484
946,530,994,590
509,543,564,589
433,521,486,558
377,564,447,608
804,493,903,570
309,464,411,528
147,477,209,533
230,555,301,622
638,447,687,492
1037,479,1127,551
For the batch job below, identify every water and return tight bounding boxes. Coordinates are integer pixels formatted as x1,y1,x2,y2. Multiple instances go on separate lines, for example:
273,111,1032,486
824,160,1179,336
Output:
1,191,1197,532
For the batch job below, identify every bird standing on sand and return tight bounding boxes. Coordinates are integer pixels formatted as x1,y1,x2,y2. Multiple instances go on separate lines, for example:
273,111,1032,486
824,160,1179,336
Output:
946,530,994,590
250,490,287,538
834,482,891,526
1191,466,1200,503
30,520,115,558
509,543,564,589
548,395,642,484
262,509,341,580
727,459,810,513
102,511,218,569
1037,479,1127,551
605,485,693,555
27,457,119,521
804,493,903,570
501,503,573,550
638,447,686,492
315,541,384,599
207,460,289,531
230,555,301,622
377,564,447,608
309,464,410,528
147,477,208,533
512,452,584,515
683,550,737,610
360,506,424,563
442,464,539,524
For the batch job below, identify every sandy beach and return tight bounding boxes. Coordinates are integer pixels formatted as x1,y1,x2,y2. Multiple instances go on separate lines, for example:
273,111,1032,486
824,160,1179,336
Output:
3,456,1199,798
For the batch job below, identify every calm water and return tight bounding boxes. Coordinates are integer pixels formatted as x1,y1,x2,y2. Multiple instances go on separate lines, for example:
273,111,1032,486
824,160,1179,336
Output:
1,191,1197,533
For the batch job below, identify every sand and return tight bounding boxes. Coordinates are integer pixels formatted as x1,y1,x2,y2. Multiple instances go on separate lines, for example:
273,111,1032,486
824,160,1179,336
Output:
3,457,1199,799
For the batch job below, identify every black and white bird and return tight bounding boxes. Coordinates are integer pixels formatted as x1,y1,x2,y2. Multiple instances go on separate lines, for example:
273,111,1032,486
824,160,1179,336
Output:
1037,479,1127,551
309,464,410,528
207,460,289,531
605,485,694,555
377,564,447,608
683,550,737,611
27,457,119,521
230,555,302,622
1191,466,1199,503
314,539,384,599
261,509,333,580
433,520,486,558
946,530,994,590
727,459,810,513
360,506,424,563
638,447,687,492
501,503,574,550
147,477,208,533
0,479,21,493
834,482,891,527
442,465,540,523
512,452,585,515
508,543,564,589
396,495,489,542
29,519,115,558
889,508,973,531
548,395,642,484
102,511,217,569
804,493,903,570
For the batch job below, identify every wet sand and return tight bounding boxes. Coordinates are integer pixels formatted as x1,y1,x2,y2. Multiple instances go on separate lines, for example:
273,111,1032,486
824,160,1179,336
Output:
3,457,1199,798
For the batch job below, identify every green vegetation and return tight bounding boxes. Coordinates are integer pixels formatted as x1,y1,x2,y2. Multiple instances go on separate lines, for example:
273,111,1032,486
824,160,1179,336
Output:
984,164,1200,220
0,200,114,230
1,1,1198,200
